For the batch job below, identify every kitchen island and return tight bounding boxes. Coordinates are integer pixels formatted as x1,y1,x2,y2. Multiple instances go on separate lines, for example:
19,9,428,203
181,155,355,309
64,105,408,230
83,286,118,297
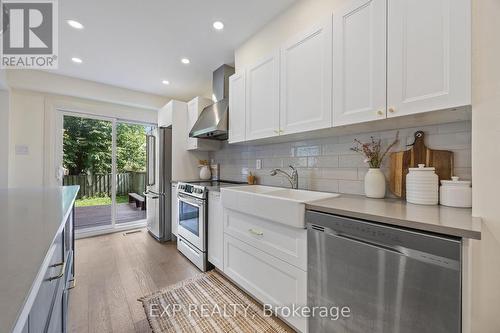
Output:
0,186,79,333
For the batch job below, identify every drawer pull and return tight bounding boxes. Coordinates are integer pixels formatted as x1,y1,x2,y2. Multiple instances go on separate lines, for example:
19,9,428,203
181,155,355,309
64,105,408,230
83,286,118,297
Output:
48,261,66,281
249,228,264,236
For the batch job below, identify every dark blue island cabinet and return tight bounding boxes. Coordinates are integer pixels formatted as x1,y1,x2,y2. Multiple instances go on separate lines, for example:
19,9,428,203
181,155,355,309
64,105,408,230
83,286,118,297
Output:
23,208,75,333
3,186,79,333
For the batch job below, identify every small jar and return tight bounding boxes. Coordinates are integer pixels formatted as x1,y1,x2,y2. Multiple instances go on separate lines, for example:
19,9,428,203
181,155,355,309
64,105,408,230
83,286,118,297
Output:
440,177,472,208
406,164,439,205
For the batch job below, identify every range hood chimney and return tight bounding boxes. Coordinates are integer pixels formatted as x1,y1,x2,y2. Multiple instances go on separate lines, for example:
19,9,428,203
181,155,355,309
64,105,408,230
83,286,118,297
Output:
189,64,235,140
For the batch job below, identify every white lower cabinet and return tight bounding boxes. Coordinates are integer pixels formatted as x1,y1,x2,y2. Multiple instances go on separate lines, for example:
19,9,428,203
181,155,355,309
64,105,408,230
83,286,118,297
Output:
208,192,224,270
224,234,307,332
221,208,308,332
223,208,307,270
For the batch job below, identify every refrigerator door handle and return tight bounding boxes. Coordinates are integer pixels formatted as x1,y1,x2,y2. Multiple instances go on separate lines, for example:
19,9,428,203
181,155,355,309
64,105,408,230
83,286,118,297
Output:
143,191,160,199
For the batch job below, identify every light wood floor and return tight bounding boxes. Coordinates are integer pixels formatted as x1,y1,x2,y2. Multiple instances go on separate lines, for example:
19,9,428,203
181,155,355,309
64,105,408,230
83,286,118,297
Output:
68,230,201,333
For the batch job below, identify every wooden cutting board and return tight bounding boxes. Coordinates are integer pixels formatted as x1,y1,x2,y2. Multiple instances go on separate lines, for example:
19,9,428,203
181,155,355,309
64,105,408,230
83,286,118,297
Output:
389,131,454,198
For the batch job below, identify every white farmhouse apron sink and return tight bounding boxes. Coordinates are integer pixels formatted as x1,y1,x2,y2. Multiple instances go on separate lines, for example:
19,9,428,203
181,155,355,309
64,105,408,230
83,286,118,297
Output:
220,186,340,228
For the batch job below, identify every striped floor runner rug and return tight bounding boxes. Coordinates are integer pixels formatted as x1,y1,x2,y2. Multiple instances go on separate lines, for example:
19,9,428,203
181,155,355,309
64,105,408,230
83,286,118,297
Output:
139,271,291,333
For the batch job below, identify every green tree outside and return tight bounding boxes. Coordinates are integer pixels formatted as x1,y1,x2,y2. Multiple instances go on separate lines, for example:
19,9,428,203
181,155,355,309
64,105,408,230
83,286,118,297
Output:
63,116,147,175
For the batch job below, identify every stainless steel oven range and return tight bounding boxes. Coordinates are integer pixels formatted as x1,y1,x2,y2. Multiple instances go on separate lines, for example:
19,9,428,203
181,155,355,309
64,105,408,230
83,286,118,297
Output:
176,182,208,271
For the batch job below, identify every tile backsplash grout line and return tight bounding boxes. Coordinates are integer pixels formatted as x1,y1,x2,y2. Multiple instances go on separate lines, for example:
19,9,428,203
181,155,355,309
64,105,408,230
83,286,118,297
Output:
210,121,472,195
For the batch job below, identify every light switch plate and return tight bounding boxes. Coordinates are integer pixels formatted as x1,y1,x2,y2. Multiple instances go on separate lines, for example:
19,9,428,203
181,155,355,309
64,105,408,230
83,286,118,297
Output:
15,145,29,155
256,159,262,170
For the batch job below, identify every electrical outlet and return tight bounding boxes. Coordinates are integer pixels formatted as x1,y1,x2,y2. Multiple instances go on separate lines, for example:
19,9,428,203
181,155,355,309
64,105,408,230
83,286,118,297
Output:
256,159,262,170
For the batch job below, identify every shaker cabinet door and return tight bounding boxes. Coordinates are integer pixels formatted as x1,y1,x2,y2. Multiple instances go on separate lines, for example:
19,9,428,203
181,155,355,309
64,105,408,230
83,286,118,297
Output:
333,0,387,126
245,51,280,141
387,0,471,117
280,17,333,135
228,71,246,143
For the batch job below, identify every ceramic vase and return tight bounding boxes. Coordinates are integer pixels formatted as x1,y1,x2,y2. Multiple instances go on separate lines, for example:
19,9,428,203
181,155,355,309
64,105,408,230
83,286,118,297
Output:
364,168,386,198
199,165,211,180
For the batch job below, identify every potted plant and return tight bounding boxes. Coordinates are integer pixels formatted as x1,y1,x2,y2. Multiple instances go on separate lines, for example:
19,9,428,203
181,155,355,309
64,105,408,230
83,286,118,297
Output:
351,133,399,198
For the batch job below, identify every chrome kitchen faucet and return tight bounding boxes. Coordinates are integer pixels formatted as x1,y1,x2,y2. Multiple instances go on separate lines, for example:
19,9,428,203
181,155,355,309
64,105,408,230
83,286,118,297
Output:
270,165,299,189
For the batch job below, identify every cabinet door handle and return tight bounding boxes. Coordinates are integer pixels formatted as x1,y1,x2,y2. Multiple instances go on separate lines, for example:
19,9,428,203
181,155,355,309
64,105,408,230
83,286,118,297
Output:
248,228,264,236
377,110,384,116
48,261,66,281
388,107,396,113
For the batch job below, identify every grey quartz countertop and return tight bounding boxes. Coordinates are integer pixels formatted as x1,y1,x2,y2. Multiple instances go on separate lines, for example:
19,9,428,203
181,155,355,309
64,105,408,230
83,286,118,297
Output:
0,186,79,333
306,195,481,240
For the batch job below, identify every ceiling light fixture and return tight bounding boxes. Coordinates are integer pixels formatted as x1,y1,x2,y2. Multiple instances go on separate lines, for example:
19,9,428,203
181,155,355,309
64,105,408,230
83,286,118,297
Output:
162,80,170,85
213,21,224,30
67,20,84,29
181,58,190,64
71,57,83,64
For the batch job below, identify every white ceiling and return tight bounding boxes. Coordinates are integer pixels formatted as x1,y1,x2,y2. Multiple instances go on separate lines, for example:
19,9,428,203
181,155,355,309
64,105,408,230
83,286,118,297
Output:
49,0,296,101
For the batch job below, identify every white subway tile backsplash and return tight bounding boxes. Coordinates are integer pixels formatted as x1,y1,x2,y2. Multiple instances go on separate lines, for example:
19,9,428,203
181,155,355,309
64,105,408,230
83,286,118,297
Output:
339,180,364,195
211,121,472,194
309,179,339,193
339,155,366,168
321,168,358,180
307,156,339,168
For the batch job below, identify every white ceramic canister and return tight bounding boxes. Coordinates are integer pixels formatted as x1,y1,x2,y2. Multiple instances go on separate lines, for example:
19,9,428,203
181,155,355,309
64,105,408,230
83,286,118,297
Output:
406,164,439,205
440,177,472,208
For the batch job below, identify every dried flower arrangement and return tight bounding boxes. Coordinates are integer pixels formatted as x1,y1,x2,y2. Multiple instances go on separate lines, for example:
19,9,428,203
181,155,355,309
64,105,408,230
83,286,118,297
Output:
351,132,400,168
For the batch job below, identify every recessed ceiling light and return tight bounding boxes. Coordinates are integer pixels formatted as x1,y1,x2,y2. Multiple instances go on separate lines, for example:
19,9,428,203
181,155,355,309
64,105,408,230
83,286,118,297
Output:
162,80,170,85
213,21,224,30
181,58,190,64
67,20,84,29
71,57,83,64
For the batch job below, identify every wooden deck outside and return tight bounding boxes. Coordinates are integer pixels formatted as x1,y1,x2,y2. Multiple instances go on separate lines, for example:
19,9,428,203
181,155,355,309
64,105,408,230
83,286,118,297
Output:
75,203,147,230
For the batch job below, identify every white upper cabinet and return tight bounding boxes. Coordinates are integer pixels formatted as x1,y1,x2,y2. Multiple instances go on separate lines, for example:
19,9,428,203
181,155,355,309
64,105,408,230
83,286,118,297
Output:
387,0,471,118
158,103,172,127
186,97,221,151
228,71,246,144
280,17,333,135
333,0,387,126
245,51,280,141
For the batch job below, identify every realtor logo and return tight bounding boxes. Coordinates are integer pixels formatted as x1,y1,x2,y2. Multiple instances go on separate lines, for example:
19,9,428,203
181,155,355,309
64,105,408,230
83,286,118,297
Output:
1,0,58,68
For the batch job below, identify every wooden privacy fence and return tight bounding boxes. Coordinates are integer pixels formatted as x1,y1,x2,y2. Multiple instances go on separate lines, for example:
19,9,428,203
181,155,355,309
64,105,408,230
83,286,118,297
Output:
63,172,146,199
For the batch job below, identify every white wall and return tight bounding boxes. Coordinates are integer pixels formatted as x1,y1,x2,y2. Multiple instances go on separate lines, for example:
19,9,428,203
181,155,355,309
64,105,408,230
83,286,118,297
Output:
235,0,348,70
0,90,10,187
471,0,500,331
8,89,158,188
6,70,168,110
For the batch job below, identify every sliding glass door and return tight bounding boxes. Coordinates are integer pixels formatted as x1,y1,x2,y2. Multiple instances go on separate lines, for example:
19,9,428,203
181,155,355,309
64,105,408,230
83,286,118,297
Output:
61,112,154,233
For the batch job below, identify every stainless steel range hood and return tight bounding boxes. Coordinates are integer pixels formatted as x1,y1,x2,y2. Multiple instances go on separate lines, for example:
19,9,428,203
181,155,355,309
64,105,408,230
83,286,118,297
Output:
189,64,235,140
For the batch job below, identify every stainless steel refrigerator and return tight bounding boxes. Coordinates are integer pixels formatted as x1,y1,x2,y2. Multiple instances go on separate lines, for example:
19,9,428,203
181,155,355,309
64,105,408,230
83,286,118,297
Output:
144,127,172,242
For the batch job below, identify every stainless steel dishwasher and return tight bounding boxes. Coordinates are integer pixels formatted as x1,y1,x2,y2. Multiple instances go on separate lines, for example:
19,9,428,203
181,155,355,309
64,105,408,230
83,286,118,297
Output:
306,211,461,333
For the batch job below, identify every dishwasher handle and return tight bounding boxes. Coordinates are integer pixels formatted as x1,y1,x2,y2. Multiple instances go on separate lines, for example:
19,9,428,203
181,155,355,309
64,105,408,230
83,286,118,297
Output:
330,231,405,256
311,225,406,256
310,223,460,270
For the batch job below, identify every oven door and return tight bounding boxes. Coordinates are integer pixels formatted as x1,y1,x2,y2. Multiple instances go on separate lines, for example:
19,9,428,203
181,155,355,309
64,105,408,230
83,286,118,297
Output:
177,193,206,251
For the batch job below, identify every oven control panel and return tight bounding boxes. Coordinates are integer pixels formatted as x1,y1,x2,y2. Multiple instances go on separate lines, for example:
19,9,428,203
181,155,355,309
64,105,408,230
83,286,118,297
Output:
177,183,206,199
